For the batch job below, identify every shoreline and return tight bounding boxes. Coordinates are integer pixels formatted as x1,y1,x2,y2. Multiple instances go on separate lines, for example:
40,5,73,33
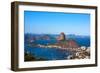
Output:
25,44,90,61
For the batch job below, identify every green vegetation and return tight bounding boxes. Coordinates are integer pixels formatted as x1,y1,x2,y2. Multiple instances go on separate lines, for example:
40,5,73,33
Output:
24,52,36,61
24,52,47,61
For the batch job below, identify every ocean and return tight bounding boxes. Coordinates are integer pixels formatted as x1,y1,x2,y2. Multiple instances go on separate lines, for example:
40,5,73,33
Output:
24,34,90,61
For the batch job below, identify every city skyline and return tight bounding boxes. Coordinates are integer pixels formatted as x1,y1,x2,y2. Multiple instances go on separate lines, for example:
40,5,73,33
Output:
24,11,90,36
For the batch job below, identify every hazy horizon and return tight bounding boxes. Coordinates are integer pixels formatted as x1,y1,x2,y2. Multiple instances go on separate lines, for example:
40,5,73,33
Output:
24,33,90,36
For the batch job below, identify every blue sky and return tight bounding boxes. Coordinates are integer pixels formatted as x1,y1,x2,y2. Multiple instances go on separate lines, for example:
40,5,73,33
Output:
24,11,90,35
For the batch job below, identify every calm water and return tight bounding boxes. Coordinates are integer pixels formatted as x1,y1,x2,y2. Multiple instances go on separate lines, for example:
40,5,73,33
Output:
32,37,90,47
25,46,72,60
34,39,57,45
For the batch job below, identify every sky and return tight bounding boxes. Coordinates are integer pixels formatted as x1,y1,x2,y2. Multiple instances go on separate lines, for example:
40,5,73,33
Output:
24,11,90,35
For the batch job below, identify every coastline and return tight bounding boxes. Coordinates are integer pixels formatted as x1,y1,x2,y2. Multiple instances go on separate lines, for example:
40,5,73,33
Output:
25,44,90,61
